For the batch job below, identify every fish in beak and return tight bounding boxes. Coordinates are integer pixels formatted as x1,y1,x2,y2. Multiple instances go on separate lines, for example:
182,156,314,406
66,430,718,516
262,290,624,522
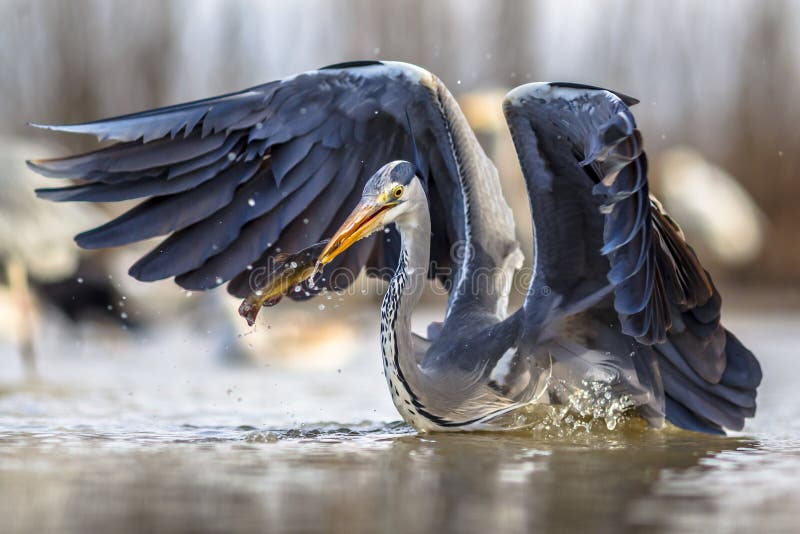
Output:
238,240,329,326
238,191,398,326
317,197,393,267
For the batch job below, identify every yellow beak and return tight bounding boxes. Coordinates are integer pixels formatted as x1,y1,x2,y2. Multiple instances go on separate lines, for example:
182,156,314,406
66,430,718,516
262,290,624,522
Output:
318,199,392,266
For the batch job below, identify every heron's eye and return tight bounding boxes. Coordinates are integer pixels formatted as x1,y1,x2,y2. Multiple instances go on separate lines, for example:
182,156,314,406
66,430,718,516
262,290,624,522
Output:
392,185,404,199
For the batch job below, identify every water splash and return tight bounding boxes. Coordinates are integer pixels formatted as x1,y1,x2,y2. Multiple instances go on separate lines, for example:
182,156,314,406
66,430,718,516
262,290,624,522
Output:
242,421,413,444
563,380,636,431
497,380,639,436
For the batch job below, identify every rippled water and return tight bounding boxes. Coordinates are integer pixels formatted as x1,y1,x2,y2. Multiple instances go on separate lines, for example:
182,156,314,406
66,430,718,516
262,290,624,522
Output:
1,302,798,533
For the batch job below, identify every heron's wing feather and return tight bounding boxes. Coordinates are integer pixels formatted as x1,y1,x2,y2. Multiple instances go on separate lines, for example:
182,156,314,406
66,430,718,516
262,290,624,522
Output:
30,62,473,298
504,83,761,432
503,83,730,362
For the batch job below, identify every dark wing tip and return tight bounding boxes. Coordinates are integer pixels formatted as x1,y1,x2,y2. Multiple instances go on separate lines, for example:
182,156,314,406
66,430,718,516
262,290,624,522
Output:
27,158,75,179
26,159,42,170
548,82,640,106
26,155,83,178
74,231,103,250
320,60,384,70
33,187,60,200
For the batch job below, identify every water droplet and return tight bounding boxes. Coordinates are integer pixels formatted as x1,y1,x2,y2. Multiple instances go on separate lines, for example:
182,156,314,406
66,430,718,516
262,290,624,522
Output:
106,305,113,311
255,122,263,129
318,304,326,311
120,312,128,320
289,261,298,268
215,276,223,285
227,152,237,161
456,80,462,85
248,198,256,207
186,291,193,298
302,218,309,224
76,277,84,284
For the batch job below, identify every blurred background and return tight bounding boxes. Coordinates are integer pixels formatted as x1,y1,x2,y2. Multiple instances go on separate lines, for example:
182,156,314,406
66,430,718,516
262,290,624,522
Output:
1,2,800,532
0,0,798,369
1,0,799,369
2,0,799,278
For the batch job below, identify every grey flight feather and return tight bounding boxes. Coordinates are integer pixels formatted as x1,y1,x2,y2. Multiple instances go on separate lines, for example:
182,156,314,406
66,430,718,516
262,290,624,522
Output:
30,62,517,315
502,82,760,433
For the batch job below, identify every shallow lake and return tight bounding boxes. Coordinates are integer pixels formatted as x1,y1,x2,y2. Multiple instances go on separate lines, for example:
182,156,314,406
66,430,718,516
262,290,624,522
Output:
0,299,798,533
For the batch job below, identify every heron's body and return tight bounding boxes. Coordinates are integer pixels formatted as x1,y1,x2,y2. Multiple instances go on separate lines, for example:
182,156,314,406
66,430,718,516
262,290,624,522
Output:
29,61,761,434
371,174,514,431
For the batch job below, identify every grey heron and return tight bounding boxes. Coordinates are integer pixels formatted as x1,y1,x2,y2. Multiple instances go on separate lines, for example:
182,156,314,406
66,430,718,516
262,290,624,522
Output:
28,61,761,434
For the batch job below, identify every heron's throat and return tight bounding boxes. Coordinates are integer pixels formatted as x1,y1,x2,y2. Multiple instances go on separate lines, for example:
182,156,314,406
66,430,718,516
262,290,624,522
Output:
389,208,431,313
379,196,433,426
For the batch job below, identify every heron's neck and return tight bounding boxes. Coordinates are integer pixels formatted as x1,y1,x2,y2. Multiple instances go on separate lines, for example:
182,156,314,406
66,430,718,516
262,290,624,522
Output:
380,199,432,426
388,209,431,324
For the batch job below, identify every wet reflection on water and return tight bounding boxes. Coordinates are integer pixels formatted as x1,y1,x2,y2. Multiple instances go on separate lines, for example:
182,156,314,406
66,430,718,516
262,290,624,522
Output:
1,307,799,533
1,421,796,534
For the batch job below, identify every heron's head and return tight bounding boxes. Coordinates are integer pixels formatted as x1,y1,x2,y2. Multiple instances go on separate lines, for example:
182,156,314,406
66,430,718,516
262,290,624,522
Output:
318,160,420,266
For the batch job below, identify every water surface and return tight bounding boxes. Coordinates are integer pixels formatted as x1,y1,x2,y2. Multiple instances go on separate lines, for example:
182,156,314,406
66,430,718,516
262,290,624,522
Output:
0,304,798,533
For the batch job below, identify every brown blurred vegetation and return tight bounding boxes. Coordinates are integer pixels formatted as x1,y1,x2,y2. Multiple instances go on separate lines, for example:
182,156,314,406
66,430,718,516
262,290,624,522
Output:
1,0,798,284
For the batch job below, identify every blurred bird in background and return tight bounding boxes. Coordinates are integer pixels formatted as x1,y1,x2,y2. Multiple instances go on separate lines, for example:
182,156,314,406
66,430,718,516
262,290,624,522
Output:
652,147,766,269
0,139,137,377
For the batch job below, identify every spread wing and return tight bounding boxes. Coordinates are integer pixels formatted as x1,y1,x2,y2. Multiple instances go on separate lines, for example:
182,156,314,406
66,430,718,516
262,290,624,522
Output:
504,82,761,433
504,82,715,346
29,61,475,299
